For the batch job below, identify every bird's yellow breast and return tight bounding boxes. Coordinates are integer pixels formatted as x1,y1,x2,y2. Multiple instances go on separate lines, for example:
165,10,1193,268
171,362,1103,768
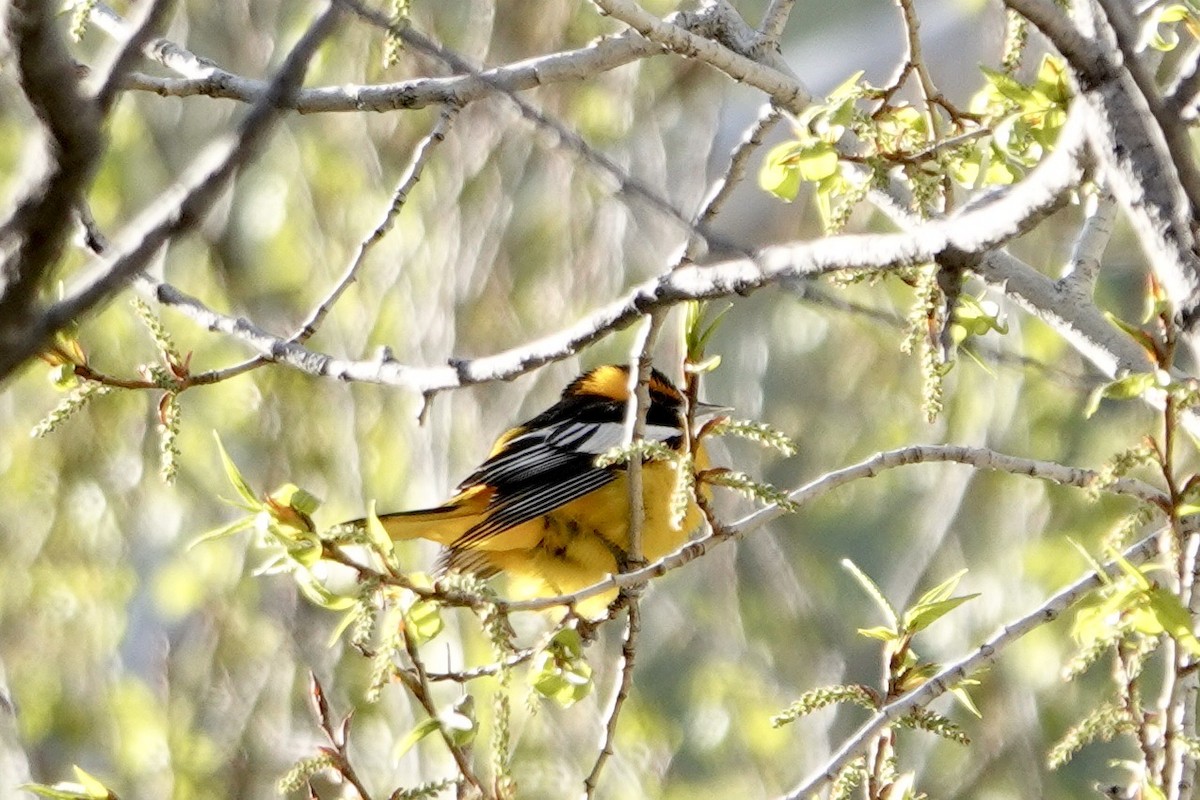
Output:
479,452,709,616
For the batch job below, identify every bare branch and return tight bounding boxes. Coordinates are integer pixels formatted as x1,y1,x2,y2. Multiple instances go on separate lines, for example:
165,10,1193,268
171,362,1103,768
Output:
678,103,783,266
976,250,1152,378
590,0,811,113
0,3,346,383
330,0,735,253
120,29,663,113
87,1,223,80
623,315,665,567
295,104,460,345
757,0,798,45
0,0,104,342
583,601,641,798
145,113,1085,395
782,528,1163,799
92,0,176,114
1060,183,1118,297
500,444,1167,614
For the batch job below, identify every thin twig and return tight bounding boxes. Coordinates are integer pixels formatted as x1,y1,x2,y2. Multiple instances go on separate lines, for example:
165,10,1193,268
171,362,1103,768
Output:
623,315,665,566
337,0,737,255
396,629,487,796
677,103,783,267
293,104,460,345
583,600,642,798
781,528,1163,799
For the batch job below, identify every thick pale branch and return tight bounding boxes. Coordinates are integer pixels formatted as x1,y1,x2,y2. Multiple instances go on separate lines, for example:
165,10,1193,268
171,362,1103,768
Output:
146,114,1084,394
1060,184,1117,296
121,30,662,112
1005,0,1200,326
591,0,811,112
758,0,797,45
976,250,1152,378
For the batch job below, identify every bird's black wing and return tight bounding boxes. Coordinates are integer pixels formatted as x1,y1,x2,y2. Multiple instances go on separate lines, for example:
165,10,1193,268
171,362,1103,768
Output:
449,419,627,547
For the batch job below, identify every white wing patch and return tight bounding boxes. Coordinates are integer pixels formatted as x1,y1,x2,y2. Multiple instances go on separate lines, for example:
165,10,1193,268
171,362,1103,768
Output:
568,421,680,454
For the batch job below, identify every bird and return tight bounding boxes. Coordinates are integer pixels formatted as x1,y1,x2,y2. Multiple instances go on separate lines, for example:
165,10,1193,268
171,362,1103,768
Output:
367,364,717,617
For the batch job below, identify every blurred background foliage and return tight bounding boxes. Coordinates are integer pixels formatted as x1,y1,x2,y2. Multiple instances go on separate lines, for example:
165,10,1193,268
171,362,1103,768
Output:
0,0,1164,797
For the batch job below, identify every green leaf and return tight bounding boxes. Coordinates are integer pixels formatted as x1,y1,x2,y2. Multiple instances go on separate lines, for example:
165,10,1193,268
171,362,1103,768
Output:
760,140,840,203
1031,54,1070,105
1084,373,1158,418
951,684,983,719
394,716,443,759
912,568,968,608
953,294,1009,339
793,142,839,181
1150,4,1192,50
815,172,849,230
903,594,980,633
1105,310,1160,354
1110,548,1153,592
529,629,593,707
857,626,898,641
404,599,444,645
760,142,804,201
187,516,256,550
362,502,402,570
50,363,77,390
443,695,478,747
213,432,260,507
842,559,899,629
21,766,118,799
1067,538,1111,585
980,65,1037,106
295,572,356,610
1144,781,1169,800
827,70,866,101
1146,588,1200,657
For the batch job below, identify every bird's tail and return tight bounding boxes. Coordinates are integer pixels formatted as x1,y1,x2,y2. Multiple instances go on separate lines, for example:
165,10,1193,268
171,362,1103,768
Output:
373,505,482,546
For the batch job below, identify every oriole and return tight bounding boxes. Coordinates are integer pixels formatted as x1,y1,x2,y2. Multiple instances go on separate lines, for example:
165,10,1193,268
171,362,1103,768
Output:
367,364,715,615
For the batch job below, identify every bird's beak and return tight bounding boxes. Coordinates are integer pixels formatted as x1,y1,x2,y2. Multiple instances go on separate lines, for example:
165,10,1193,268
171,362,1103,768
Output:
692,399,733,419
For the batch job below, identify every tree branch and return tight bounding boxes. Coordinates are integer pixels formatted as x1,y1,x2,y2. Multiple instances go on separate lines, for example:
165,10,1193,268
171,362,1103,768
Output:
92,0,176,114
499,444,1167,614
0,0,104,348
590,0,811,113
143,111,1084,395
1005,0,1200,327
0,3,346,383
781,527,1163,799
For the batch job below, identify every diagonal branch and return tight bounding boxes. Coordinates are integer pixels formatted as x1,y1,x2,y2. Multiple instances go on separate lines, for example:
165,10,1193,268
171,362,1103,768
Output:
92,0,176,114
590,0,811,113
781,527,1163,799
0,2,345,384
499,444,1168,614
0,0,104,340
1005,0,1200,327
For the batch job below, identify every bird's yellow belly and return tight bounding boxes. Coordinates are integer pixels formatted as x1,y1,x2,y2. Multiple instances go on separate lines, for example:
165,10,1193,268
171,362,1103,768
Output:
476,458,706,615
